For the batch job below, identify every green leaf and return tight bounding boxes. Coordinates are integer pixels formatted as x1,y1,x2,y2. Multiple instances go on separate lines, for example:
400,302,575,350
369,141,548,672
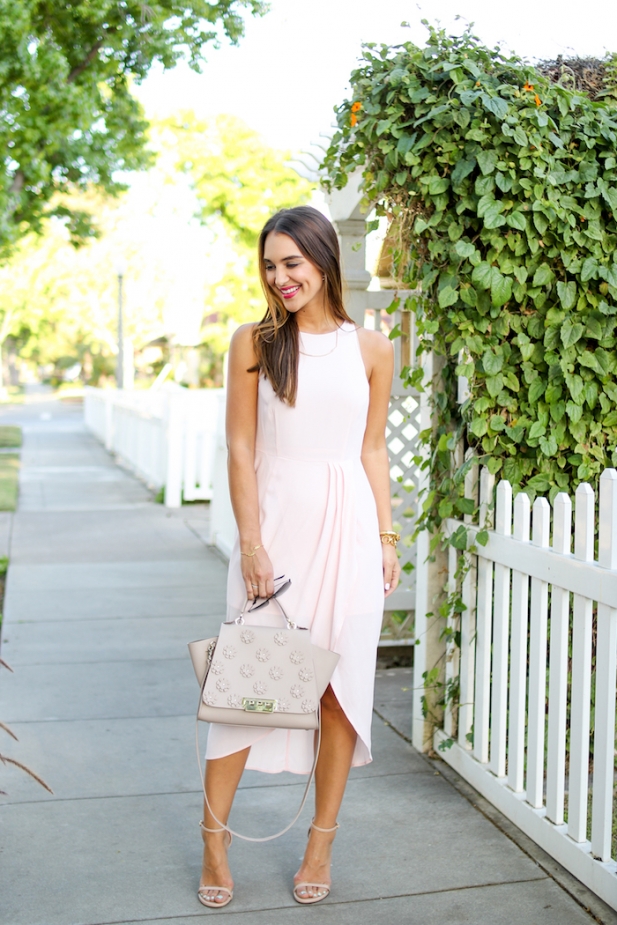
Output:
438,286,459,308
469,417,488,437
456,498,475,515
491,272,512,307
533,264,555,287
428,176,450,195
529,421,546,439
450,525,469,550
529,378,546,403
471,262,493,290
507,211,527,231
454,240,476,259
451,157,476,184
561,321,584,348
556,280,577,310
476,150,498,176
475,529,489,547
581,257,598,282
539,434,558,456
483,350,504,375
486,374,504,397
489,414,505,431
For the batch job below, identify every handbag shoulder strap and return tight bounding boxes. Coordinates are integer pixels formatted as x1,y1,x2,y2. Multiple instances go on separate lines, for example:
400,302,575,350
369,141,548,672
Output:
195,668,320,842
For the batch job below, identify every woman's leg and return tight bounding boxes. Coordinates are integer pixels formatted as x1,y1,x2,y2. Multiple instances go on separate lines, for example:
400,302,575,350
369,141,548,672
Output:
294,686,357,898
200,747,250,904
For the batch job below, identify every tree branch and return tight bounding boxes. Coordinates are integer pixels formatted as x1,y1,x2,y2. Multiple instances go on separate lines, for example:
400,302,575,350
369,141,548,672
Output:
67,39,104,83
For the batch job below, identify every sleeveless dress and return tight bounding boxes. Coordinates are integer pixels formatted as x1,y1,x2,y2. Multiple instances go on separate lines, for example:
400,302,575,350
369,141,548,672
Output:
206,322,385,773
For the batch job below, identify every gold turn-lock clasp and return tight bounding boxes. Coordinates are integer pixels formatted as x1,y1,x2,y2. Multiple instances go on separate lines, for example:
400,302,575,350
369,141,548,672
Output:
242,697,276,713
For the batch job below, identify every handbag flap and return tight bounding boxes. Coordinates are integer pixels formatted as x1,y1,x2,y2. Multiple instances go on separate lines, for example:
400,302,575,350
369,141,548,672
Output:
203,622,319,716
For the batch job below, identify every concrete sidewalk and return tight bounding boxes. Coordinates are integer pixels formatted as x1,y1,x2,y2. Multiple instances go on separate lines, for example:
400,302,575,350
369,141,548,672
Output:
0,397,610,925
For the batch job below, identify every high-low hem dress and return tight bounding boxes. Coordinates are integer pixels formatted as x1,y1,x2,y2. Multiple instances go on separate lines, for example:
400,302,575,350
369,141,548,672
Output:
205,322,385,774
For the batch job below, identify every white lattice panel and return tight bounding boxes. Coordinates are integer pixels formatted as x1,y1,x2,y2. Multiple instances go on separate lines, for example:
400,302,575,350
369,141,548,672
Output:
382,385,422,639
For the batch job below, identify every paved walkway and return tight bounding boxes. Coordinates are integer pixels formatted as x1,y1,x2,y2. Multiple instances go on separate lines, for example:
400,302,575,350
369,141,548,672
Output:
0,397,613,925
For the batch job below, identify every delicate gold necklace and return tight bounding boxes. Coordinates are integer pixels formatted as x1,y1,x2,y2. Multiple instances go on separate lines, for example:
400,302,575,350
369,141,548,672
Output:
298,327,340,358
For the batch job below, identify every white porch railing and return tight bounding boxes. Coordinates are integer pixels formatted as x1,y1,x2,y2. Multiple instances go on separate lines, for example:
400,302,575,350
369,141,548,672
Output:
432,466,617,910
84,386,222,507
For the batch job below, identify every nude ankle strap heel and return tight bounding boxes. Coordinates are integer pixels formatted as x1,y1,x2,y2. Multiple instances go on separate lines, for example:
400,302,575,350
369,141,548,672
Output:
293,820,340,905
198,820,234,909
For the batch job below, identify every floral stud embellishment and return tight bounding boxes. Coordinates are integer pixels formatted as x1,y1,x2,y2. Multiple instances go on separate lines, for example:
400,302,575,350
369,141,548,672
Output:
277,699,290,712
227,694,242,708
222,645,237,660
240,663,255,678
255,647,271,662
269,666,284,681
253,680,267,695
301,699,316,713
210,661,225,676
298,667,314,682
203,691,217,706
290,684,304,699
216,678,230,693
289,650,304,665
274,632,289,646
240,629,255,644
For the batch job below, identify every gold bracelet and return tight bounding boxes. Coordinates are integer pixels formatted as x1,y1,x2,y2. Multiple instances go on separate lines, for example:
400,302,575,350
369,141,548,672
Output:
380,531,400,547
240,544,263,557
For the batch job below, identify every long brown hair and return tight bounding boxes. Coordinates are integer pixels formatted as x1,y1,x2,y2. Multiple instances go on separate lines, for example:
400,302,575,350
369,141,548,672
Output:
252,206,352,405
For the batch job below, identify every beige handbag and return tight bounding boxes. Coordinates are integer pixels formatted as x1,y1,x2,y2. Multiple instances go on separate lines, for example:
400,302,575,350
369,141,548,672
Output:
188,581,340,841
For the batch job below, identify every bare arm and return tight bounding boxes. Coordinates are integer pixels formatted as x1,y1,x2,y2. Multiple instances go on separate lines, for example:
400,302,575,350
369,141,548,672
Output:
226,324,274,601
357,327,401,598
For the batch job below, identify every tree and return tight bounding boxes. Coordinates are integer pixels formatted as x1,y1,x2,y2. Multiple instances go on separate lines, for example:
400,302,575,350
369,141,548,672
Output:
0,113,314,387
324,24,617,524
0,0,266,258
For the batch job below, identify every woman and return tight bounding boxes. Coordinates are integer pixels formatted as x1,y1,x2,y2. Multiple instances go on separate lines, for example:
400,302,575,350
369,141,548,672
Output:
199,205,400,907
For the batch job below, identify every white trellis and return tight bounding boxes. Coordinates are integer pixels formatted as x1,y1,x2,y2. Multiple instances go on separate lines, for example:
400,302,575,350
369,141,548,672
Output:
326,175,426,634
432,466,617,910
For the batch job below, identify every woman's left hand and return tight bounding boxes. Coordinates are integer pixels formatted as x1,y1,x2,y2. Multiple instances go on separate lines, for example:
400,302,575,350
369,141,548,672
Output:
382,543,401,598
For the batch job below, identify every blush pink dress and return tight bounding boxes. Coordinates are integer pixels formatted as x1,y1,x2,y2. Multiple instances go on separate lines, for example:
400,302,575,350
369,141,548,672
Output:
206,322,385,773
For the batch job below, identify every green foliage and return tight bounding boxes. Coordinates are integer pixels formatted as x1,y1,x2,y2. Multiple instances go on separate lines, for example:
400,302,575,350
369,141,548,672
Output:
165,112,314,249
324,23,617,533
0,0,266,257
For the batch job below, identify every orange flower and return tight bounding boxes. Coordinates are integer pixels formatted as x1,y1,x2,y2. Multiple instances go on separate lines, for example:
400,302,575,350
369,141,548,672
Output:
350,113,358,127
534,93,542,106
523,81,534,91
351,101,362,113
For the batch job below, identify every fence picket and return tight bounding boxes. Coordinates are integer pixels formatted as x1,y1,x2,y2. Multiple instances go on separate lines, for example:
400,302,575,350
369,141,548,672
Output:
526,497,551,808
473,468,496,764
508,491,531,793
444,544,459,738
489,480,512,778
591,469,617,861
546,493,572,825
458,458,478,748
568,483,594,843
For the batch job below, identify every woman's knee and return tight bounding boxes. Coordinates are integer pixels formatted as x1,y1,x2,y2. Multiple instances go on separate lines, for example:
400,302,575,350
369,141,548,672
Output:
321,685,344,714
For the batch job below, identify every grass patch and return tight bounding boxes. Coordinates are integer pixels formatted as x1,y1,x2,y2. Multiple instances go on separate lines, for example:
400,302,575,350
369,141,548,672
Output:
0,455,19,510
0,426,21,448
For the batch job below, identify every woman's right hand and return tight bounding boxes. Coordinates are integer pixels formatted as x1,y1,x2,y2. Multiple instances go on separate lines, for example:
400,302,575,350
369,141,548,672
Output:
241,545,274,602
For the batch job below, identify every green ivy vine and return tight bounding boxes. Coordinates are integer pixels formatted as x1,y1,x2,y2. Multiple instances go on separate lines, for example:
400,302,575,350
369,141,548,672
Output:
323,23,617,536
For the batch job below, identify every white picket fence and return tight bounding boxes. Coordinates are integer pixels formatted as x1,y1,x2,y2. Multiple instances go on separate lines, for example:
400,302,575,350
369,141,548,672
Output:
433,466,617,908
84,386,223,507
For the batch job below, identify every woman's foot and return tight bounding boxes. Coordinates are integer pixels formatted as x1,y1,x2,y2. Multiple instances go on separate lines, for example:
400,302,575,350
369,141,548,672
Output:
293,821,339,904
198,823,234,908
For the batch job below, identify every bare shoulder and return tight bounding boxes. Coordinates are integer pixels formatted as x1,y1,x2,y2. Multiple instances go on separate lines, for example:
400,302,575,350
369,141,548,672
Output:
231,322,257,347
356,326,394,364
230,323,258,361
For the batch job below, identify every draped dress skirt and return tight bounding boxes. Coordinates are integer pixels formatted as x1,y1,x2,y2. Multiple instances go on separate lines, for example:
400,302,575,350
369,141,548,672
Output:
206,322,385,773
